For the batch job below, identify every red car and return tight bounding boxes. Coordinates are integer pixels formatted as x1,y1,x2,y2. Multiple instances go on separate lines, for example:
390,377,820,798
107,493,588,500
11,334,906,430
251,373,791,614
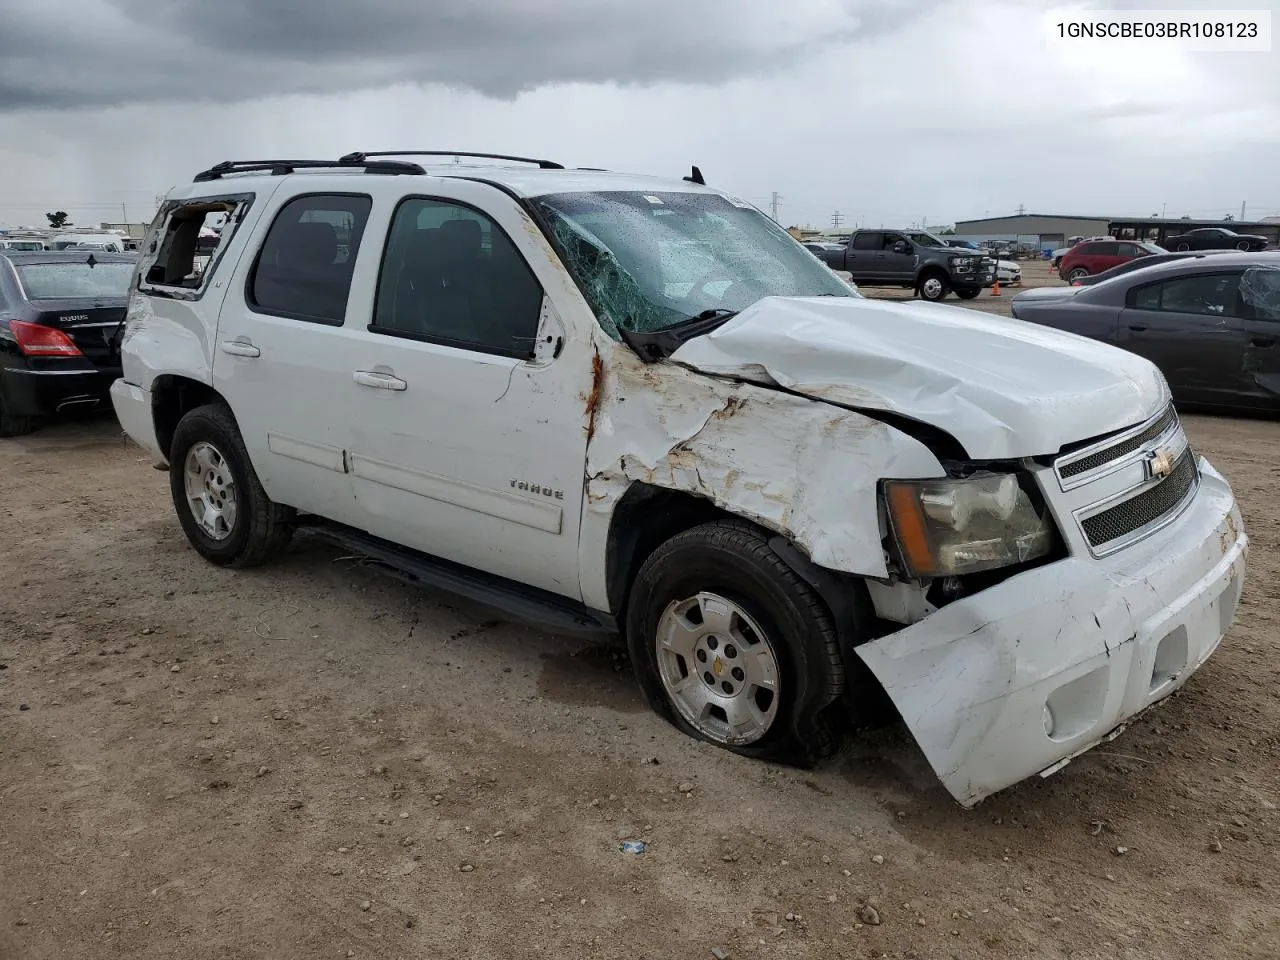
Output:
1058,240,1163,282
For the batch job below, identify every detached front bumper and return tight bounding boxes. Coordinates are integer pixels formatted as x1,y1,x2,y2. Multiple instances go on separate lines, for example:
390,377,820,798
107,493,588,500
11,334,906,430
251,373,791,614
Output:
857,458,1246,807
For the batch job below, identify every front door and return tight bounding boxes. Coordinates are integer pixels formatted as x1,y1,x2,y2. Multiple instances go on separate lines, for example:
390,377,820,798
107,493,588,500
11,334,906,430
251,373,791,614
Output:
1118,269,1247,405
879,231,916,284
339,182,594,600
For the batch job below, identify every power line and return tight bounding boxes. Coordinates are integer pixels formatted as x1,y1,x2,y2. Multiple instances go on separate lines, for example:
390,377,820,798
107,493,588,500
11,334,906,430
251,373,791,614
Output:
831,210,844,231
769,192,782,222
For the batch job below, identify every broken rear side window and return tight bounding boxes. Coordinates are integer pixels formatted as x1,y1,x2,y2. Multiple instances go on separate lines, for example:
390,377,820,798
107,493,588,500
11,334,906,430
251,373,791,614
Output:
139,195,254,298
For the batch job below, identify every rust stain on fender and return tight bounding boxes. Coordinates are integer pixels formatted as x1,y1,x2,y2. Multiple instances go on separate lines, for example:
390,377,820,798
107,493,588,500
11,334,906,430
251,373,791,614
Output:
584,349,605,443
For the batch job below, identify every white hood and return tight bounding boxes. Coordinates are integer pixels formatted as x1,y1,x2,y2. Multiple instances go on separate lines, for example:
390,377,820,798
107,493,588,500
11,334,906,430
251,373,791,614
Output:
669,296,1168,459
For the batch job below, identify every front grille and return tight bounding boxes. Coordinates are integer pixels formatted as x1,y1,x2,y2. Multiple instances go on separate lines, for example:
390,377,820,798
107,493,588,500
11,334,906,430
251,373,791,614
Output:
1081,448,1198,548
1059,405,1179,480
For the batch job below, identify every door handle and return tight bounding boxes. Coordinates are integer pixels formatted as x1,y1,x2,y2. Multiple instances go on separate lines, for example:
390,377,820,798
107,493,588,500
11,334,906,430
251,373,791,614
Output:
353,370,407,391
1251,338,1275,348
1127,323,1148,332
219,339,260,358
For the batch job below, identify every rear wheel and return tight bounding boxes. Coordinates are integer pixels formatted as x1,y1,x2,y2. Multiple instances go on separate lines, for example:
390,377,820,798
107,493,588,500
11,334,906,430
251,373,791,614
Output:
626,520,847,766
1175,242,1190,252
168,403,293,567
954,288,981,300
0,394,37,438
1067,267,1089,282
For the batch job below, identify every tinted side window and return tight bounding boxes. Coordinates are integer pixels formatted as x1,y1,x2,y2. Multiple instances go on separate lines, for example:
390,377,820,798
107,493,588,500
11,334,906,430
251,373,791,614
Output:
881,233,906,251
372,198,543,358
852,232,880,251
249,194,372,325
1119,243,1146,257
1131,272,1241,316
1094,242,1122,256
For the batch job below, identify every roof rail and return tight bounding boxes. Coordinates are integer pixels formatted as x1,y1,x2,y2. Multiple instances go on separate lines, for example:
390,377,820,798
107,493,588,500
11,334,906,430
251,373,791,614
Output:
192,158,427,182
339,150,565,170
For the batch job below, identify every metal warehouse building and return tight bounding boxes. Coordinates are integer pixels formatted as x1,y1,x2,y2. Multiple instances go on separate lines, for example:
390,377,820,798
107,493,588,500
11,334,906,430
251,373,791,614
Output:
952,214,1112,249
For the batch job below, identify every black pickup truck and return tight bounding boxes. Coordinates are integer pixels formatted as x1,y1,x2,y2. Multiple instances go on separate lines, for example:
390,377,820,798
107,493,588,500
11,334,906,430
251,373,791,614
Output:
812,229,996,302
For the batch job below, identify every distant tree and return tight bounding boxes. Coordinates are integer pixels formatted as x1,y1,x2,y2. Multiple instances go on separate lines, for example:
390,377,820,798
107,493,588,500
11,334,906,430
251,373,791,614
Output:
45,211,70,229
1223,213,1234,221
939,226,956,235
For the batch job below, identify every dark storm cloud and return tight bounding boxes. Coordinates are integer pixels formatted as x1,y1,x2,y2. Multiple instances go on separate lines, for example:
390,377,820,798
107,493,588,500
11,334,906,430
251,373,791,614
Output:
0,0,941,112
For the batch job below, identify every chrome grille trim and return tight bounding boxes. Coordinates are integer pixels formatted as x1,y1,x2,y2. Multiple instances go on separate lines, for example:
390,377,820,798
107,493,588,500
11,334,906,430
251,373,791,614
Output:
1072,441,1200,558
1054,404,1181,491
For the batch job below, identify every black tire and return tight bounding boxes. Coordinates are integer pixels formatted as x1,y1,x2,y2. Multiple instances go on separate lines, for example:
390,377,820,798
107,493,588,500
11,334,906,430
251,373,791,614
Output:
1175,242,1190,252
1236,240,1251,251
915,271,949,302
168,402,293,567
954,287,981,300
0,394,37,438
1067,267,1089,282
625,520,846,767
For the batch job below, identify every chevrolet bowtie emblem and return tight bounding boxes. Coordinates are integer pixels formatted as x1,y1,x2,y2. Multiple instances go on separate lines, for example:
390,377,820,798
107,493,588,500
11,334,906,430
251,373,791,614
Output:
1147,447,1175,479
712,656,724,676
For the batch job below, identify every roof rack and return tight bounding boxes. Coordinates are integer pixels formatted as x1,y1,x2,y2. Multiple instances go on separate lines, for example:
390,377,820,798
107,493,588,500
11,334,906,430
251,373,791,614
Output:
192,158,427,182
339,150,565,170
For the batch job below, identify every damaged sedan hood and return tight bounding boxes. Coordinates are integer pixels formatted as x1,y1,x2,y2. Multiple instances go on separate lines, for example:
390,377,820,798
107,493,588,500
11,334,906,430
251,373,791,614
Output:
669,296,1168,460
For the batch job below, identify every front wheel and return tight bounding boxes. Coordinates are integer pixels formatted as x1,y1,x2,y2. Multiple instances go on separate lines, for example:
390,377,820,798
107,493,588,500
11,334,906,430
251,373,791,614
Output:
917,273,949,302
954,287,981,300
1067,267,1089,282
168,403,293,567
626,520,847,766
1237,240,1251,251
1175,242,1190,252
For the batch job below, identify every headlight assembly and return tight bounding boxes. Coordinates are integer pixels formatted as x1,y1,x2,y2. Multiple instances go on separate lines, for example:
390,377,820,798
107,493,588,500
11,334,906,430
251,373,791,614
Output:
883,472,1056,577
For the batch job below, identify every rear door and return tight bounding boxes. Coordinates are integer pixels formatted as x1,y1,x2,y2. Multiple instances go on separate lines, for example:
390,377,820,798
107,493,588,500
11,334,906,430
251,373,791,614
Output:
846,232,882,280
211,186,373,526
1118,269,1246,404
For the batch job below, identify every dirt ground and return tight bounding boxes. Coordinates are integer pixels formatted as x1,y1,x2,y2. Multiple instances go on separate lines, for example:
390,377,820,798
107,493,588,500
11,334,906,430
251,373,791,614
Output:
3,300,1278,959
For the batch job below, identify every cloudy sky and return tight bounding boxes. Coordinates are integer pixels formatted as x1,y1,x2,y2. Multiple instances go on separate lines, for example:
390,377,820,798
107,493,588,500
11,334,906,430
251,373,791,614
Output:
0,0,1276,231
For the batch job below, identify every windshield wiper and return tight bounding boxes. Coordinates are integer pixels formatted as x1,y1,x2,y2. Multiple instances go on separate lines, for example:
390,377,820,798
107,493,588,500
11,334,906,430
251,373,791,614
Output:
618,308,739,362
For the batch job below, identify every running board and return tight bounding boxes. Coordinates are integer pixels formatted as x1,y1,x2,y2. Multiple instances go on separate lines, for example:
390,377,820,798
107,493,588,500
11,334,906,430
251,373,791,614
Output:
298,519,617,636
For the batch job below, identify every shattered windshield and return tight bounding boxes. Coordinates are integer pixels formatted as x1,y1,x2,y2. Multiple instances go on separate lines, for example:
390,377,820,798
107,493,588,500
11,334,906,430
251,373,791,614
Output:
534,191,855,337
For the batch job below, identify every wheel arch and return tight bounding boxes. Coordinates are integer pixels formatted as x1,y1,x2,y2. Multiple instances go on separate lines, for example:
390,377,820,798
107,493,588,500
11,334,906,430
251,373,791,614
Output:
151,374,229,462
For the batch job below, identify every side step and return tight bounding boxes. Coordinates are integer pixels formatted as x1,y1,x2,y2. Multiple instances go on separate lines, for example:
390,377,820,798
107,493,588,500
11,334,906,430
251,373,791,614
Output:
298,519,617,637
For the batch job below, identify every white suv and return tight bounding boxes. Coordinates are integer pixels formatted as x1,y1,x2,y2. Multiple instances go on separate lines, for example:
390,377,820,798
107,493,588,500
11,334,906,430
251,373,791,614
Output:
112,152,1247,806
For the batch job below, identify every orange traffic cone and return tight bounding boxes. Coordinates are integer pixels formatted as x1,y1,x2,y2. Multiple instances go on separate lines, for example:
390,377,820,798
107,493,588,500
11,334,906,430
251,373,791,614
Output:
991,277,1001,297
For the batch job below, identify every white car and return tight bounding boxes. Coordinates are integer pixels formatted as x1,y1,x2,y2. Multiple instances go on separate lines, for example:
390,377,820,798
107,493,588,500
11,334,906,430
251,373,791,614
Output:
110,153,1247,807
996,259,1021,284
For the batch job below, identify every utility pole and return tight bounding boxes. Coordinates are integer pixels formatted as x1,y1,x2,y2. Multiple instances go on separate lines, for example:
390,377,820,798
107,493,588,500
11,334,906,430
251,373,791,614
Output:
1161,202,1167,219
1017,204,1026,215
769,192,782,222
831,210,844,231
1241,200,1247,221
